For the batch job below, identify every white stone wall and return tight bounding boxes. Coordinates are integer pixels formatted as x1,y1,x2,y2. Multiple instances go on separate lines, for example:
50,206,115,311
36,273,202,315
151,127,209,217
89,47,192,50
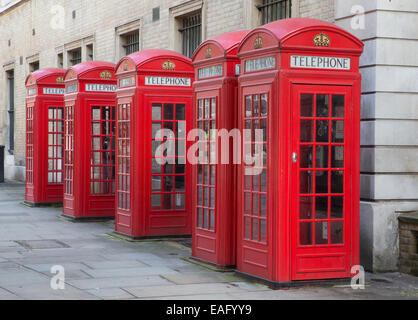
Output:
335,0,418,271
0,0,332,181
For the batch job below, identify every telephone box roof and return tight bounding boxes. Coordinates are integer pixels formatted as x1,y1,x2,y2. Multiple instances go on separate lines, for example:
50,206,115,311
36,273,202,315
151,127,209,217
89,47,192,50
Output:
64,61,116,80
116,49,192,72
25,68,65,86
238,18,363,52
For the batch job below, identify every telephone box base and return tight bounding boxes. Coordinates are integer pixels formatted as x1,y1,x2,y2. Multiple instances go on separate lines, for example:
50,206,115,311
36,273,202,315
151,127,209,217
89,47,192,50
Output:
23,201,62,208
61,214,115,222
235,271,351,290
187,256,235,272
112,231,191,241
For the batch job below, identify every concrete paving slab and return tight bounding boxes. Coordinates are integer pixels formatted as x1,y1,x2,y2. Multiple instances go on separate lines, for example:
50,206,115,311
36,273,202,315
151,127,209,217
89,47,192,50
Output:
68,275,172,290
124,282,248,299
87,287,135,300
162,272,241,285
24,262,90,273
82,266,179,278
83,260,148,269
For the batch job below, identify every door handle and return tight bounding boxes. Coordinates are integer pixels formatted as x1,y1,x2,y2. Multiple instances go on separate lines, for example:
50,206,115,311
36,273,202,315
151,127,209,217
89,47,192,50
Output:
292,152,298,163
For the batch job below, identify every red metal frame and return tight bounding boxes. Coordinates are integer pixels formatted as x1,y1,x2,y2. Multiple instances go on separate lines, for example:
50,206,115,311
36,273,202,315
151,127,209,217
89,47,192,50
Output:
236,18,363,284
115,50,195,238
191,31,249,268
63,62,117,219
25,69,66,205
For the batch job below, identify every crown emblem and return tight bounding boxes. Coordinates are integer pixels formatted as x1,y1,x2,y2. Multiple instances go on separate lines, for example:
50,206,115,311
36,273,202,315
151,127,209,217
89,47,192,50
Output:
254,35,263,49
123,61,128,71
205,47,212,59
56,77,64,84
313,32,330,47
162,60,176,71
100,70,112,79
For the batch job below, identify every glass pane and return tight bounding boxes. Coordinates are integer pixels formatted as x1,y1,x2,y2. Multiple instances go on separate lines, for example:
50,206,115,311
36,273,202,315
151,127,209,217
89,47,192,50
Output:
176,104,186,120
315,171,328,194
316,94,329,117
204,99,210,119
210,166,215,185
244,174,251,190
300,120,313,142
252,194,259,216
260,220,267,242
332,121,345,143
245,96,252,117
331,196,344,219
301,94,314,117
260,119,267,142
197,208,203,227
331,221,344,244
252,219,259,241
332,146,344,168
244,192,251,215
164,104,174,120
203,209,209,229
210,187,215,208
252,174,259,191
175,193,185,209
151,177,161,191
244,217,251,240
332,95,345,118
315,197,328,219
152,104,162,120
253,95,260,117
300,222,313,245
300,171,313,194
300,197,313,219
152,123,161,138
315,221,328,245
316,145,329,168
300,145,313,168
175,175,185,191
210,210,215,230
92,123,100,135
331,171,344,194
260,170,267,192
211,98,216,118
261,94,268,117
162,194,173,209
92,108,101,120
198,187,203,205
198,100,203,119
316,120,329,142
164,163,173,174
260,194,267,217
198,165,203,185
151,194,161,208
152,158,161,173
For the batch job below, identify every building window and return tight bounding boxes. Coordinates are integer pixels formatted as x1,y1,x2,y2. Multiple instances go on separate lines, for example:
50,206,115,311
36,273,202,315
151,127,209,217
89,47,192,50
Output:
257,0,291,25
68,48,82,66
122,32,140,55
57,53,63,68
86,44,94,61
29,61,40,73
179,12,202,58
6,70,14,153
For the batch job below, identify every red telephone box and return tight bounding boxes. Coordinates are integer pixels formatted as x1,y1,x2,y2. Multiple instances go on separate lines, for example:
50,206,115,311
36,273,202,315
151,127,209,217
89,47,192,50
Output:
25,69,66,206
63,62,117,219
236,18,363,285
114,50,194,238
191,31,248,267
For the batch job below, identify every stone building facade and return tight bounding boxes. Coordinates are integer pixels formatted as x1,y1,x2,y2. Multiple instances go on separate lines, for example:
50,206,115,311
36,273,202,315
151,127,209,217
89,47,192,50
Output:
0,0,417,272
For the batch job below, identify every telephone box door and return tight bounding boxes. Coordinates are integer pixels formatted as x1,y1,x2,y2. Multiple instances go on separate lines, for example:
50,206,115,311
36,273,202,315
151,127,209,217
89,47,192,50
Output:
147,95,192,235
291,84,352,281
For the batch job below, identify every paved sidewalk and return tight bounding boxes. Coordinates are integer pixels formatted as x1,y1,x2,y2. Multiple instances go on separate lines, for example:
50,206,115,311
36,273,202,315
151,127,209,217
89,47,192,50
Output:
0,182,417,300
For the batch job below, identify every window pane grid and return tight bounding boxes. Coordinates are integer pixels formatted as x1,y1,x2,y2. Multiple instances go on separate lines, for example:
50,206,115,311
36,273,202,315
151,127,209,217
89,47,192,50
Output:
90,106,116,195
151,103,186,212
64,105,74,195
47,107,64,184
124,32,140,55
196,98,216,231
26,104,34,184
243,94,268,243
117,104,131,210
299,93,345,247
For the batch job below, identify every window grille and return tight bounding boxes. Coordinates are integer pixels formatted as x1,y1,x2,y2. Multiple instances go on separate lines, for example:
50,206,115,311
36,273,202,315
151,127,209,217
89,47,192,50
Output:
123,32,140,55
179,13,201,58
257,0,291,25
